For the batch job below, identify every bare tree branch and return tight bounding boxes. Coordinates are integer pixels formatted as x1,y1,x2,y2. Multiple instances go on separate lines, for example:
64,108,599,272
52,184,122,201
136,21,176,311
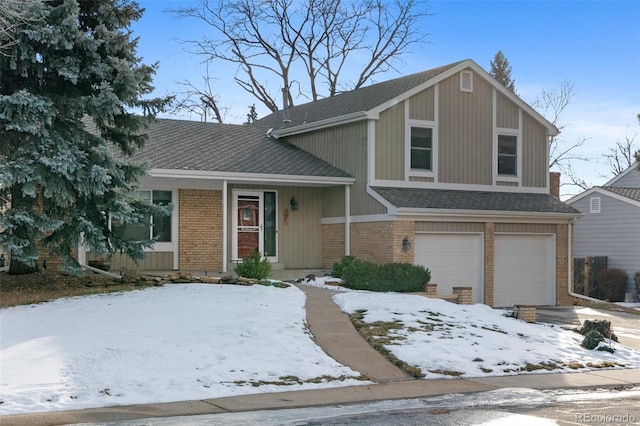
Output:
0,0,39,56
171,64,227,123
173,0,432,112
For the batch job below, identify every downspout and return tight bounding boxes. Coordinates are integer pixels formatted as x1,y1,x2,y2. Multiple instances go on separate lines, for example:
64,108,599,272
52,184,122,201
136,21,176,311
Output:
222,179,228,272
566,218,601,303
345,184,351,256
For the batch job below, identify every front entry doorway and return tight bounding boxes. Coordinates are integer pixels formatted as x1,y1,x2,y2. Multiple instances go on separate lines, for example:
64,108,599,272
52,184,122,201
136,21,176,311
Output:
232,190,277,261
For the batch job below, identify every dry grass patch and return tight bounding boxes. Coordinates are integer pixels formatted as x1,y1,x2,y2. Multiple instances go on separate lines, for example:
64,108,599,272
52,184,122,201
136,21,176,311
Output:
0,271,156,308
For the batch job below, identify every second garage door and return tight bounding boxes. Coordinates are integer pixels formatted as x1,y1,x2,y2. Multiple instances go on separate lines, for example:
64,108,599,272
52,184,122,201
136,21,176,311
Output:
494,234,556,307
414,233,483,303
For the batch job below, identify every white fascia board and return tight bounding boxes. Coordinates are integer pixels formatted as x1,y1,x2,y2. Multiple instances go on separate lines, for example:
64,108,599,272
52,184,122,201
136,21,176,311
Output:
271,111,368,138
567,186,640,208
367,60,473,119
366,186,396,214
370,179,550,194
150,168,355,186
395,208,582,223
603,162,639,186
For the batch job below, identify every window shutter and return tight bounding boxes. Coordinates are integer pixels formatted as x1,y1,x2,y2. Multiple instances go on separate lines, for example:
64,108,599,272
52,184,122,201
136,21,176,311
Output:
590,196,601,213
460,71,473,92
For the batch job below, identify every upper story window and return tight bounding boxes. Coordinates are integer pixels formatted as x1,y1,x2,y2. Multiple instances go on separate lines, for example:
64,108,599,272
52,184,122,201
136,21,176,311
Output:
410,126,433,170
497,134,517,176
112,190,173,242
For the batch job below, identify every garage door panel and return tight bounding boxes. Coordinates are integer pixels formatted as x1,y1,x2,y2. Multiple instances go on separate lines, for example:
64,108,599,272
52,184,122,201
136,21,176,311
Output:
414,234,482,303
494,235,555,307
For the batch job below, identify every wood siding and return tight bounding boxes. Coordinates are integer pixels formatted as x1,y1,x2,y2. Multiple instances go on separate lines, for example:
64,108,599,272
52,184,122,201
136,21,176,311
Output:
572,195,640,290
409,86,435,121
415,222,484,232
496,92,519,129
110,252,174,271
438,71,493,184
287,122,386,216
495,223,556,233
521,112,548,188
228,184,323,268
375,102,405,181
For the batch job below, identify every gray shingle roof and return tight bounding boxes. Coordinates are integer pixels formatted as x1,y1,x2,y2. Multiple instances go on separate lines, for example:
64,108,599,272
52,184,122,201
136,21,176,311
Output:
600,186,640,202
256,61,465,129
128,119,352,178
372,187,580,214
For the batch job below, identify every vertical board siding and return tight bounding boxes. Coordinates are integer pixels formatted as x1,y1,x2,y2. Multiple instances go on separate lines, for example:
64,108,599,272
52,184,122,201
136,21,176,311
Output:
321,186,345,217
522,113,547,188
409,87,435,121
495,223,556,233
111,252,174,271
438,71,493,184
288,122,386,216
228,184,323,269
572,195,640,290
496,92,519,129
415,222,484,232
375,103,405,181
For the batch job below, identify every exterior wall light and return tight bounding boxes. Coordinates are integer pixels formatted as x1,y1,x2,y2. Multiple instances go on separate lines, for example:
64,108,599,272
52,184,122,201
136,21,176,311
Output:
402,236,410,251
290,196,299,211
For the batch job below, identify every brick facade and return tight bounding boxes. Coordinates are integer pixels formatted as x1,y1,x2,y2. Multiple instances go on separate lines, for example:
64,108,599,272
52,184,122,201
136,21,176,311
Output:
555,223,572,305
321,223,345,268
483,222,495,306
350,221,415,264
179,189,222,271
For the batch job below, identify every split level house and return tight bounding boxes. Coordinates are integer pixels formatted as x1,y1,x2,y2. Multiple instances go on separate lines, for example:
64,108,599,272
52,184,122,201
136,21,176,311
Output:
567,163,640,298
79,58,582,307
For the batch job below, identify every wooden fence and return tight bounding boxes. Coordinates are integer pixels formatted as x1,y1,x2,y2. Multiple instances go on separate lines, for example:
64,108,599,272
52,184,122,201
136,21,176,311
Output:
573,256,608,298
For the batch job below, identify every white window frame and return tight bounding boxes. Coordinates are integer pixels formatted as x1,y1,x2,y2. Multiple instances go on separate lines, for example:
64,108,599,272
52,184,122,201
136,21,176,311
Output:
405,101,438,180
110,188,179,253
494,127,522,185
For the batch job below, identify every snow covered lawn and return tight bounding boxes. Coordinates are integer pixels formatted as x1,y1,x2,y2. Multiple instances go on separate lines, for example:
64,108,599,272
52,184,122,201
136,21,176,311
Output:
332,288,640,379
0,284,365,415
2,279,640,416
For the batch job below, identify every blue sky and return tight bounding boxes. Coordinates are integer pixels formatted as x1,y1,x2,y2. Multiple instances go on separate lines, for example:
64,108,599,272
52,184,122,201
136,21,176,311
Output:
131,0,640,197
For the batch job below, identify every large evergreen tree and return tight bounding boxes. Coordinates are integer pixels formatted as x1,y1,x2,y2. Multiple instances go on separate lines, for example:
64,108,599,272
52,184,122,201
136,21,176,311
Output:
0,0,170,275
489,50,517,94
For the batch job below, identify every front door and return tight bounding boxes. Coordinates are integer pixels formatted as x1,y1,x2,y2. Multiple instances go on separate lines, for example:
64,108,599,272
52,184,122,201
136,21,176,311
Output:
232,191,277,261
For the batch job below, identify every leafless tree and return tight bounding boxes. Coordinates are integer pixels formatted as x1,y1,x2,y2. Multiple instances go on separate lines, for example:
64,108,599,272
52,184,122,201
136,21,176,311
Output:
531,79,592,191
604,128,638,176
171,64,227,123
174,0,432,112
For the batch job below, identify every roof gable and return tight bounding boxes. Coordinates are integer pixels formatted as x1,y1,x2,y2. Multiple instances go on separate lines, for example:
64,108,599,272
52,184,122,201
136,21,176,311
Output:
603,162,640,187
567,186,640,208
258,59,558,137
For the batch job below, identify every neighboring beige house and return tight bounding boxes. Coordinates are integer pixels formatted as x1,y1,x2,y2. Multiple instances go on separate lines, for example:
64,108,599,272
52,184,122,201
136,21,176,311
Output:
83,58,581,307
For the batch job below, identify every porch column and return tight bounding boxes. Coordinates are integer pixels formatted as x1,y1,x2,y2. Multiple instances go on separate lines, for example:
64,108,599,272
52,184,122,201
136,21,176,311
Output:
345,185,351,256
222,179,228,272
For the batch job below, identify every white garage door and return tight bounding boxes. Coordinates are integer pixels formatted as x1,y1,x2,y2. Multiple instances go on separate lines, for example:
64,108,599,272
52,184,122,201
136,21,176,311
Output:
414,234,483,303
494,234,555,307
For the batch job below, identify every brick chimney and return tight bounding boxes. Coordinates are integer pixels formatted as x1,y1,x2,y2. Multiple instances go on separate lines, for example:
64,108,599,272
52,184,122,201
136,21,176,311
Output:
550,172,560,198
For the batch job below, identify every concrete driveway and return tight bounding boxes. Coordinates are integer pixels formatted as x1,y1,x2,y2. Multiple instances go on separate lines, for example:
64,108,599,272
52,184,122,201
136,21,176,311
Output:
536,305,640,351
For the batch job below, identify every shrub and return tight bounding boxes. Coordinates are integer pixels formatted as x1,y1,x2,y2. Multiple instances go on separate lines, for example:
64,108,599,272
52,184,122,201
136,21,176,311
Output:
332,255,356,279
341,258,380,290
341,257,430,293
379,263,431,293
595,268,628,302
234,251,272,280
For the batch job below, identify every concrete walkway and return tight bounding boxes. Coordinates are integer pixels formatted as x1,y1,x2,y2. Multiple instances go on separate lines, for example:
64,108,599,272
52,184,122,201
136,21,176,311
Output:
2,284,640,426
297,284,411,382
